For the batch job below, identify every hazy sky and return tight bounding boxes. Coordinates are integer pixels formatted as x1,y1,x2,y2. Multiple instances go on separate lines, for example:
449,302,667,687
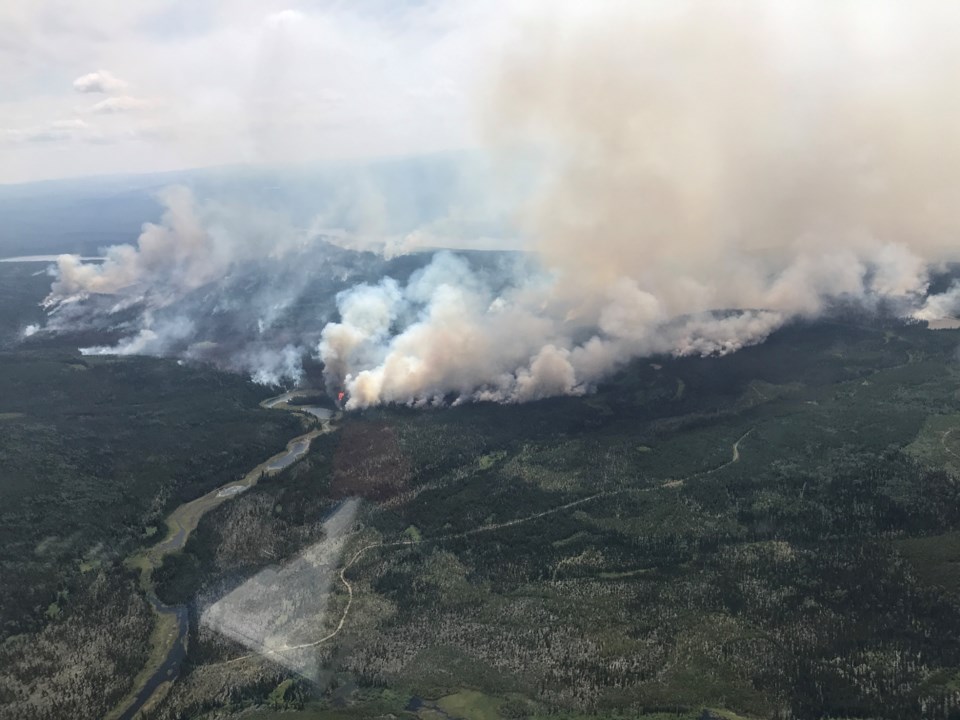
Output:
0,0,502,184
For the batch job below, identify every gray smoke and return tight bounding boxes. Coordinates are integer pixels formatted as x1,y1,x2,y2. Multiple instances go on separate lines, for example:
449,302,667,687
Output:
317,1,960,407
47,185,302,306
40,1,960,405
318,252,786,407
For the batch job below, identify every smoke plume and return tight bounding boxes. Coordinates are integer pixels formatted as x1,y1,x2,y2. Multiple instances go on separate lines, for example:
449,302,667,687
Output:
40,1,960,406
316,1,960,407
47,186,302,306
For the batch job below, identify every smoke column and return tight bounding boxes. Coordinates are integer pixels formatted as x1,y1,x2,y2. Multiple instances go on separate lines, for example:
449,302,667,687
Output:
318,0,960,407
42,1,960,406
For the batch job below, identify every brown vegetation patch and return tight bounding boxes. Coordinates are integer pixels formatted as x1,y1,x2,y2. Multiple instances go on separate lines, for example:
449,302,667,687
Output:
331,421,412,501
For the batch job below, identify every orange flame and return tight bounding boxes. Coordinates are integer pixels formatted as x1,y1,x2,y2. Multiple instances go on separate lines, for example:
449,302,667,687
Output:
337,391,345,403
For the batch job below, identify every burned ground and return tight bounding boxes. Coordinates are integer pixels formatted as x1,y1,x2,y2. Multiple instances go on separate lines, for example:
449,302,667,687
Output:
330,421,412,502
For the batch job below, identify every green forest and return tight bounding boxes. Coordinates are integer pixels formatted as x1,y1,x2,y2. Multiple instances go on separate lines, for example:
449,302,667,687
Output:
0,265,302,719
5,259,960,720
144,319,960,720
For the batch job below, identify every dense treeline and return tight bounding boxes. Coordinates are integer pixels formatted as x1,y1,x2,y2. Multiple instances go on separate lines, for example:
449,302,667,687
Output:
0,350,300,640
0,568,152,720
138,319,960,719
8,261,960,720
0,309,301,720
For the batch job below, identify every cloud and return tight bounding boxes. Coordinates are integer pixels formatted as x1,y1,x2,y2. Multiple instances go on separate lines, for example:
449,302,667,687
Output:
89,95,152,114
264,9,305,28
0,1,499,182
5,118,89,144
72,69,128,94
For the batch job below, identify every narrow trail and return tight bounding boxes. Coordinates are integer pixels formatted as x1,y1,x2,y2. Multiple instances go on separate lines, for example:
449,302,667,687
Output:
941,429,960,463
224,427,753,666
730,429,751,463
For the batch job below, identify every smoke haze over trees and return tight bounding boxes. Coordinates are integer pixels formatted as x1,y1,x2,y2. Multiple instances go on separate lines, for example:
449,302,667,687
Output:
29,1,960,406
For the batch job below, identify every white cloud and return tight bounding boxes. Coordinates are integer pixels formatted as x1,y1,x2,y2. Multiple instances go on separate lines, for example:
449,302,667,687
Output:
0,1,503,182
264,9,305,28
89,95,152,114
49,119,87,130
5,118,89,144
72,69,128,94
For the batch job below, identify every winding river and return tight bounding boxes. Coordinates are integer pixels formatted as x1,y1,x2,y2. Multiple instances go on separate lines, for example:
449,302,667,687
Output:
105,394,753,719
107,392,337,720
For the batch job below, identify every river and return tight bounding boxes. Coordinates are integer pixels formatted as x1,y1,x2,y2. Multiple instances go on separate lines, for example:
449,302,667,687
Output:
107,392,337,720
117,601,188,720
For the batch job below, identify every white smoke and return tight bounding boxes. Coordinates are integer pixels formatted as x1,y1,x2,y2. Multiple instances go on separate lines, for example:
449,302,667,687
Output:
916,283,960,323
318,253,791,408
46,186,302,309
316,1,960,407
42,185,324,384
79,314,195,357
42,1,960,404
240,344,306,387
